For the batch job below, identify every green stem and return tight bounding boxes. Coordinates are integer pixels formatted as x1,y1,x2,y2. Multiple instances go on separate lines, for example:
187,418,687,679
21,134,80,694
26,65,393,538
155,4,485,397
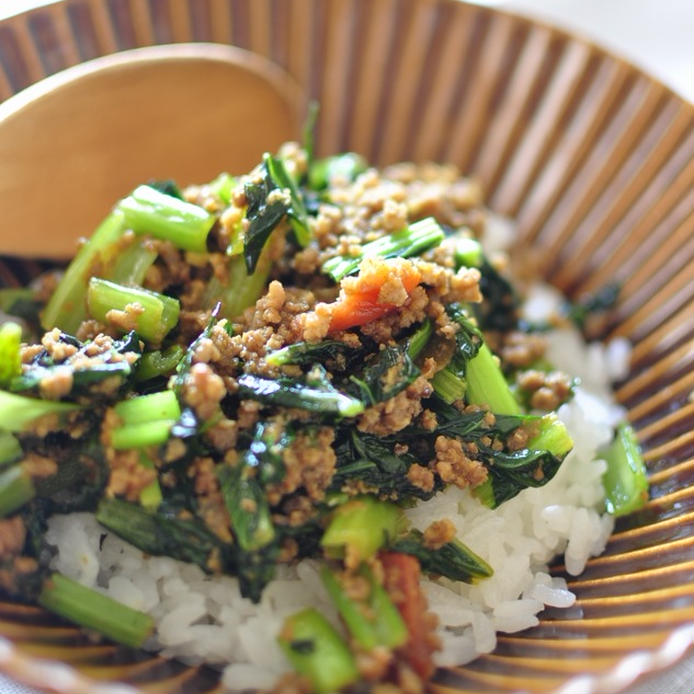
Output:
321,566,407,650
322,217,445,281
0,322,22,387
0,432,22,467
465,344,521,415
42,211,126,333
601,422,648,517
117,185,215,253
87,278,180,343
38,573,154,647
407,319,433,360
110,419,176,449
308,152,367,191
321,496,403,562
202,248,272,321
277,608,359,694
134,345,184,382
138,451,162,510
108,238,158,286
528,414,573,457
0,464,35,517
432,367,467,404
114,390,180,425
0,391,80,432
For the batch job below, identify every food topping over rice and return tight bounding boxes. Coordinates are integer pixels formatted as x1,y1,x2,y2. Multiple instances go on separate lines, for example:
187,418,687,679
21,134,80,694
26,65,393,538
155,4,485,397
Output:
0,137,647,693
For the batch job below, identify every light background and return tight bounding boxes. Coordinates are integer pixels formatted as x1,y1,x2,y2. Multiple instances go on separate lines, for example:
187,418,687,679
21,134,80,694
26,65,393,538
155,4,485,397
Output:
0,1,691,692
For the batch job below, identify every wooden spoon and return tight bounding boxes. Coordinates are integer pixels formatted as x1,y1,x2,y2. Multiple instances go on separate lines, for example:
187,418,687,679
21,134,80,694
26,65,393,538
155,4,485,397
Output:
0,43,303,259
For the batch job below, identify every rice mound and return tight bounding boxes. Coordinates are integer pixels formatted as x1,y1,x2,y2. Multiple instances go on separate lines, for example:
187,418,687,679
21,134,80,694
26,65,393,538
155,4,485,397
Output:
44,279,629,690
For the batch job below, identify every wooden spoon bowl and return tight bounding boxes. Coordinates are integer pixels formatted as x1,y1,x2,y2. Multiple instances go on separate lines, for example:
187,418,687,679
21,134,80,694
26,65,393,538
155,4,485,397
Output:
0,43,303,259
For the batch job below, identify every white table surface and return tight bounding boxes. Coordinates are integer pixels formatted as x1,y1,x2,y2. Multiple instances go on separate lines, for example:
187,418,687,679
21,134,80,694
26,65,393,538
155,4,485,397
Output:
0,1,691,692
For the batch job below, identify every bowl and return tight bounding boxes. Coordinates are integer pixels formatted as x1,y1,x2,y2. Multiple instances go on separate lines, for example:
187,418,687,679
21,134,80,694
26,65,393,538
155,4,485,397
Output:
0,1,692,692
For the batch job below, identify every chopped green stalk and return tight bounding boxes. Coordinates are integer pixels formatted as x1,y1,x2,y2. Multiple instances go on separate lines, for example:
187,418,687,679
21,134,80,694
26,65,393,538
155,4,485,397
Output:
108,239,158,286
0,288,36,314
465,343,521,415
87,278,180,343
134,345,184,381
237,372,364,417
117,184,215,253
302,101,319,168
528,414,573,458
0,464,35,517
225,213,245,257
454,236,483,268
138,451,162,510
114,391,181,425
391,530,493,584
110,419,176,449
217,462,275,551
601,422,648,516
308,152,368,191
96,498,223,572
322,217,445,282
38,573,154,648
432,367,467,404
368,570,409,646
0,432,22,467
0,391,80,432
0,322,21,386
207,172,235,206
321,567,407,650
202,249,272,321
407,319,433,360
321,496,403,562
278,608,359,694
42,210,126,333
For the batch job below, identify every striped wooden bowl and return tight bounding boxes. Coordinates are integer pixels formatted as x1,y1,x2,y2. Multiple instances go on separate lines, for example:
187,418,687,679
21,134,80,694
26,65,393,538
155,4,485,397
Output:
0,1,692,692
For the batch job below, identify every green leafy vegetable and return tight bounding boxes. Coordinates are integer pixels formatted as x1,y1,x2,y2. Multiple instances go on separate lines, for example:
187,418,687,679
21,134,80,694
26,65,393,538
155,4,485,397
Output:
96,497,226,573
11,331,141,397
264,153,310,246
349,343,420,406
265,339,358,368
391,529,493,584
243,164,291,273
237,368,364,417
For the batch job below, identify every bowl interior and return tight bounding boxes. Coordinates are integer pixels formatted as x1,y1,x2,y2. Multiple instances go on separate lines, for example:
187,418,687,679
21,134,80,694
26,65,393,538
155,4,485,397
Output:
0,1,692,693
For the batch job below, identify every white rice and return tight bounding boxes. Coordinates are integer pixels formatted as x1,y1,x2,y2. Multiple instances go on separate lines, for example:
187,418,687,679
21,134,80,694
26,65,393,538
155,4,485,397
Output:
44,278,629,689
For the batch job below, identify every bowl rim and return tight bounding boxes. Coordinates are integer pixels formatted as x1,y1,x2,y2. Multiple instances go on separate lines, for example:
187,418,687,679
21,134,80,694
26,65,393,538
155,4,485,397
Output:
0,1,692,693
